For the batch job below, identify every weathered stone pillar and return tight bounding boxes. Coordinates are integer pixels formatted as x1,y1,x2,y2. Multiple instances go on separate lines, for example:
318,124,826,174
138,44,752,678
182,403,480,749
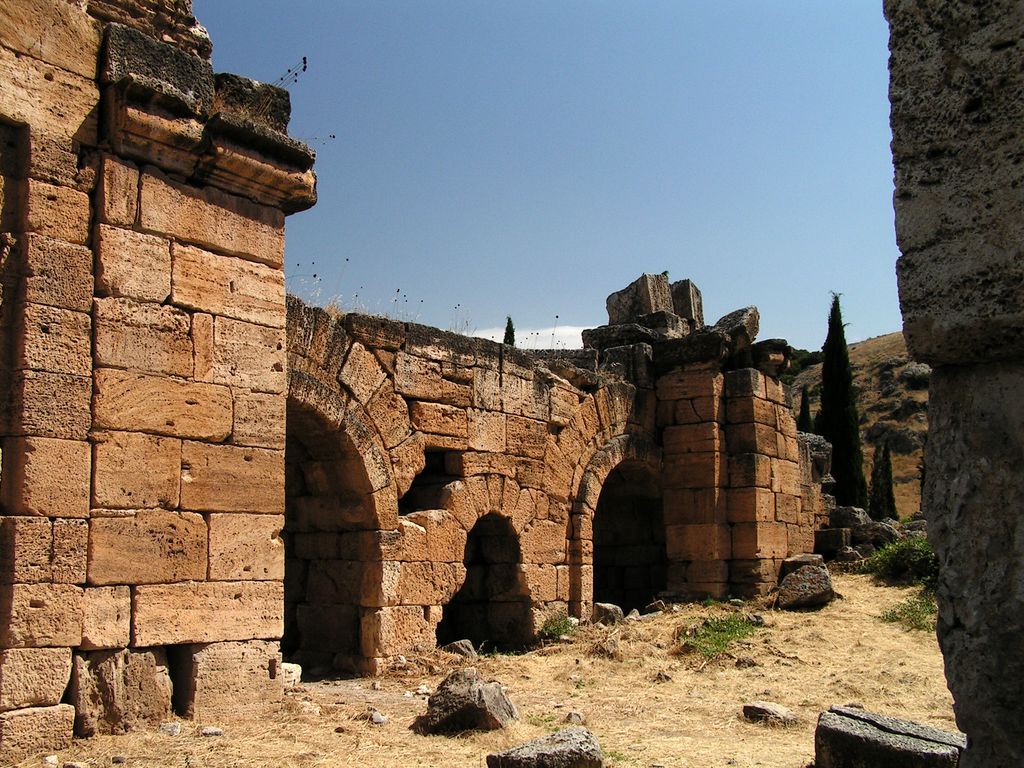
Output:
887,2,1024,764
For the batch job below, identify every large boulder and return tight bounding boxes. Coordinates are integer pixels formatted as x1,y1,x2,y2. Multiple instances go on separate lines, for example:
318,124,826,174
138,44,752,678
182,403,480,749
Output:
413,667,517,734
777,565,834,610
486,726,604,768
815,705,965,767
851,520,902,549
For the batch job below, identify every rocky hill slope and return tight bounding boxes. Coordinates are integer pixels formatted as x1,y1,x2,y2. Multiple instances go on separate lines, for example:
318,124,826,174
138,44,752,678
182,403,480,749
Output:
792,332,928,519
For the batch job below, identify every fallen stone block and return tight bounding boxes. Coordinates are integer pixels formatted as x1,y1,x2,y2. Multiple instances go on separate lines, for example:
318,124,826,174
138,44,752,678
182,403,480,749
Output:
777,565,834,610
486,726,604,768
742,700,797,725
413,667,517,734
590,602,624,626
815,705,965,768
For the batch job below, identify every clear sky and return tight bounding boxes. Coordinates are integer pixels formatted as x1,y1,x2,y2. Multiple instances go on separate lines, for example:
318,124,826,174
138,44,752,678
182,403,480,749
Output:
194,1,900,352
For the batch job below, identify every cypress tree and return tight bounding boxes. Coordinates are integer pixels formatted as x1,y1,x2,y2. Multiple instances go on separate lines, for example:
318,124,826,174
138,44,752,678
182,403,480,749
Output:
868,439,897,521
817,294,868,507
796,385,813,433
503,316,515,347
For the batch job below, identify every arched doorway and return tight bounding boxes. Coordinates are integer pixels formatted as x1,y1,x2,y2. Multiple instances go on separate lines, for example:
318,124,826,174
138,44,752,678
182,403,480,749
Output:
283,400,378,675
592,459,666,614
436,513,532,650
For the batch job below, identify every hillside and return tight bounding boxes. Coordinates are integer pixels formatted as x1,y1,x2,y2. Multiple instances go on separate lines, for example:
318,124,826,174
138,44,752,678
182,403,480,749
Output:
792,332,928,519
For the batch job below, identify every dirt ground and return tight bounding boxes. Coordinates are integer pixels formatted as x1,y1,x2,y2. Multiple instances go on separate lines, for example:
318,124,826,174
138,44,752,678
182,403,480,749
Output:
30,573,955,768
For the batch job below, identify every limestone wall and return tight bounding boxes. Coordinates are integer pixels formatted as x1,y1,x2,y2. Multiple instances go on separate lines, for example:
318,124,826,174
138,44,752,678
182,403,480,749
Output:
0,0,313,758
887,2,1024,766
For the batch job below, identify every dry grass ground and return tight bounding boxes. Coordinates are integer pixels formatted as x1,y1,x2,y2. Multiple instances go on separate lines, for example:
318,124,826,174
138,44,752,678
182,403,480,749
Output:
29,573,955,768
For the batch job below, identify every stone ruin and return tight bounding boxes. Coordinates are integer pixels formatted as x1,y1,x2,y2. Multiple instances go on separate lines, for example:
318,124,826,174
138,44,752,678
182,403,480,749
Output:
7,1,1019,765
0,2,833,757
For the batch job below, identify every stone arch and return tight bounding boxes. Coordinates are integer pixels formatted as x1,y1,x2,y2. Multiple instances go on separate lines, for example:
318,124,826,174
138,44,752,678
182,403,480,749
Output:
567,433,662,619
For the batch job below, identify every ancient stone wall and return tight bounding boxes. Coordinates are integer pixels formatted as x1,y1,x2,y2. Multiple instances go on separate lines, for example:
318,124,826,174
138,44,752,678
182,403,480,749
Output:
0,1,820,760
0,0,313,758
887,3,1024,766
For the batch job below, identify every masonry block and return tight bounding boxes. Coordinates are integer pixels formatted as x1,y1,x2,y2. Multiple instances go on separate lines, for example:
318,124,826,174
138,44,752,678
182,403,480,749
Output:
131,581,284,646
171,242,284,327
25,179,90,244
727,487,776,523
663,422,723,454
724,368,766,399
411,400,468,439
231,390,286,449
661,451,724,489
0,583,82,647
662,488,723,526
0,704,74,763
360,606,435,657
93,367,232,440
729,452,771,489
0,648,71,713
0,436,90,517
180,441,283,513
12,302,90,377
776,493,802,525
18,234,92,312
201,315,286,393
69,649,172,736
732,522,790,560
51,519,87,584
96,155,139,226
665,523,731,561
93,297,192,376
725,396,777,426
80,586,131,650
730,558,782,585
521,519,567,564
337,341,386,403
0,517,51,583
92,431,181,509
178,641,283,720
8,369,91,439
139,168,285,267
207,514,284,581
726,422,779,457
88,510,207,585
94,225,170,301
656,368,724,401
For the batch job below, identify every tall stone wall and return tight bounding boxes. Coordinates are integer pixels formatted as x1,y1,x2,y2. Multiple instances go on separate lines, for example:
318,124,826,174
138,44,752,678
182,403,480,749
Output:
0,0,313,758
887,2,1024,766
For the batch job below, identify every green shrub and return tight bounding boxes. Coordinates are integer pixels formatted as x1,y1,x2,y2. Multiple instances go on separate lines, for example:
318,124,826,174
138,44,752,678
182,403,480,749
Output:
539,612,575,641
881,590,937,631
678,614,758,658
862,537,939,589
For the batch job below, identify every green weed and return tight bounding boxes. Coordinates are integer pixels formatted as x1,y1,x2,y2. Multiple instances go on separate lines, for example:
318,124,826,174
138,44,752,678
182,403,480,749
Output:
678,614,759,658
881,590,937,632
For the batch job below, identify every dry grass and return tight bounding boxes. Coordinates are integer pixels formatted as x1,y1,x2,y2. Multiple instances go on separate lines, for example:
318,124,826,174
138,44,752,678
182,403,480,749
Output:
30,574,954,768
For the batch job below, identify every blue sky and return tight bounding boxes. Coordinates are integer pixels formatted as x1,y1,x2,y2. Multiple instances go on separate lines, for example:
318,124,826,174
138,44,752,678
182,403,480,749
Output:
195,1,899,351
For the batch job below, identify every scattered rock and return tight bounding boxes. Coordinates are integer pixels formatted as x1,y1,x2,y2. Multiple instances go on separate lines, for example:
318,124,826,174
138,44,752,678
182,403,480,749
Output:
590,631,621,660
280,662,302,687
903,519,928,537
625,609,641,621
743,701,797,726
111,757,126,765
371,710,388,726
835,546,863,563
815,705,964,767
159,721,181,736
413,668,518,734
415,684,431,696
486,726,604,768
371,680,383,691
899,362,932,389
851,521,901,548
735,656,759,669
43,757,58,767
832,506,871,529
778,566,835,610
200,726,223,737
63,762,87,768
654,670,672,683
441,639,478,658
564,710,586,725
644,600,667,614
591,603,624,625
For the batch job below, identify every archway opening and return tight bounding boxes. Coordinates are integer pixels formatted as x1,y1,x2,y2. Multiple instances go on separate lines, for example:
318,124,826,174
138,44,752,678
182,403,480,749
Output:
436,513,532,651
592,460,666,614
283,401,377,675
